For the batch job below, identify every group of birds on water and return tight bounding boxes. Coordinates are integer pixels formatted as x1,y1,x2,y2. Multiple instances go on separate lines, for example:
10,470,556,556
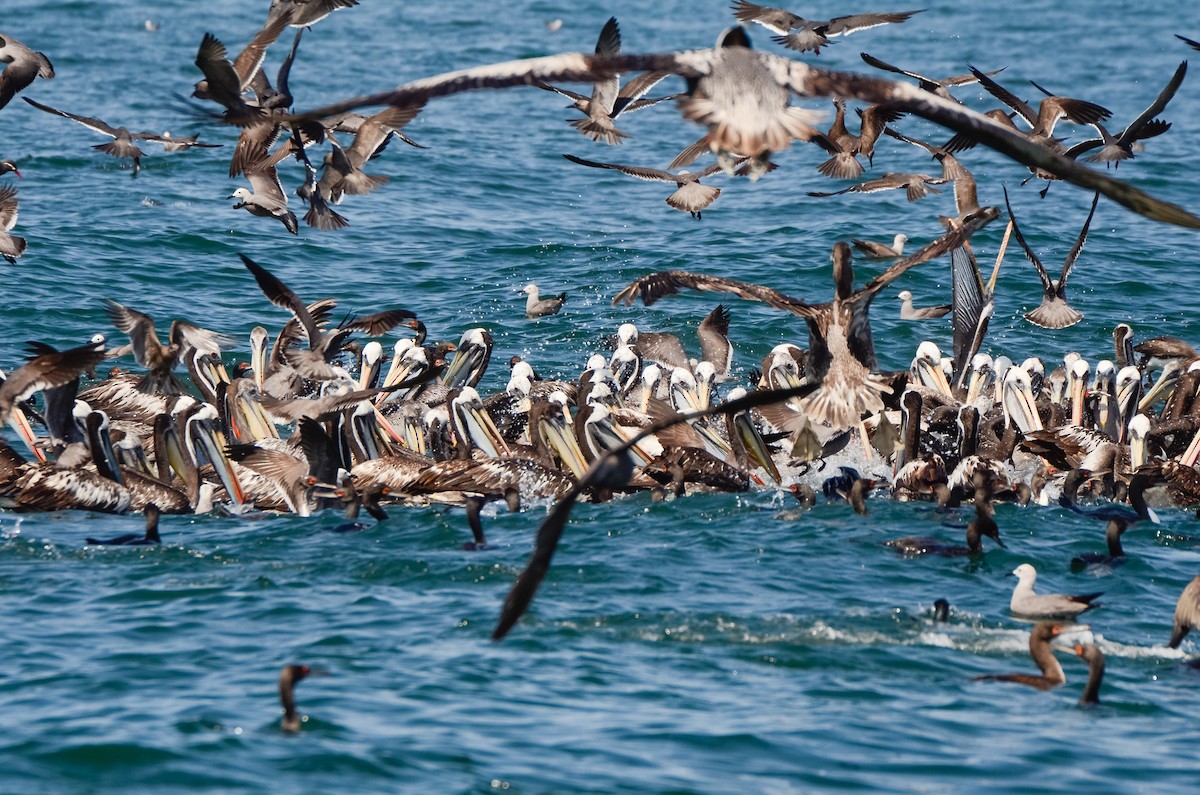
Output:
6,0,1200,729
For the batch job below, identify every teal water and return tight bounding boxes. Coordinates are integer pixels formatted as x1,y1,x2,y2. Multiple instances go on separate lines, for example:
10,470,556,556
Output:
3,1,1200,792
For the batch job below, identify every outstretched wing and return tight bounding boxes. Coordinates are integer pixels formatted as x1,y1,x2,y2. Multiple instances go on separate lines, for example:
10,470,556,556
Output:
1059,192,1100,289
613,270,819,317
1003,187,1053,293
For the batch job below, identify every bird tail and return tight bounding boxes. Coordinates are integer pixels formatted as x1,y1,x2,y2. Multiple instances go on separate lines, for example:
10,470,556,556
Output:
816,152,865,180
569,117,629,145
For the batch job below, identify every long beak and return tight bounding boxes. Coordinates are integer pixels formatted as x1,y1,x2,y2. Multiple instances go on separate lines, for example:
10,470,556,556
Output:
964,367,990,406
734,411,780,483
1129,426,1147,470
692,419,733,459
538,415,589,481
914,358,953,398
1002,377,1042,433
1180,426,1200,468
1069,373,1087,426
1139,365,1178,413
189,414,245,505
455,399,510,457
250,332,267,391
441,344,484,389
7,407,45,462
359,356,381,391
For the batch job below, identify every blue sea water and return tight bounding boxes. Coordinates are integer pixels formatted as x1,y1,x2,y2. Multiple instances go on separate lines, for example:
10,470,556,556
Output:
2,1,1200,792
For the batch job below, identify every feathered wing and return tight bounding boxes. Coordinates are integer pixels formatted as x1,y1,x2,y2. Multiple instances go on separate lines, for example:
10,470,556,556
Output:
950,244,990,387
613,270,819,318
239,254,322,347
1059,192,1100,288
1117,61,1187,146
1003,187,1053,293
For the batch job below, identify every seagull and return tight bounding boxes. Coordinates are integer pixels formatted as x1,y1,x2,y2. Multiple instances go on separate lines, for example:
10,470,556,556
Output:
731,2,924,54
0,183,24,263
1064,61,1186,168
22,97,220,176
0,33,54,110
896,290,950,320
807,172,945,202
1005,187,1098,329
852,233,907,258
230,147,299,234
522,284,567,318
563,153,744,218
859,51,1005,103
1009,563,1102,619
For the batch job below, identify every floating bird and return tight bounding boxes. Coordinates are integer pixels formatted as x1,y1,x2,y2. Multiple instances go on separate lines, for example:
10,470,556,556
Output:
1009,563,1102,619
974,621,1074,690
278,664,315,733
1069,519,1128,572
563,153,735,218
852,233,907,258
896,290,951,320
1005,187,1098,329
1073,643,1105,705
731,2,925,54
887,499,1005,556
0,33,54,110
0,183,23,263
86,504,162,546
22,97,219,176
522,283,567,318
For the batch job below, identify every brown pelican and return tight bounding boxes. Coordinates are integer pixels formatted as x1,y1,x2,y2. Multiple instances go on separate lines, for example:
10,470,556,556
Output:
0,335,108,425
22,98,220,176
11,410,132,514
536,17,673,144
613,217,994,428
104,301,228,395
1010,563,1101,619
0,33,54,110
522,284,567,318
440,329,493,389
731,2,924,54
0,183,24,263
493,383,816,641
1005,188,1098,329
974,622,1075,690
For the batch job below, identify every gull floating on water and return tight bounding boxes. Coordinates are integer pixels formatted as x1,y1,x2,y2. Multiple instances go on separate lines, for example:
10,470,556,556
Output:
1010,563,1102,619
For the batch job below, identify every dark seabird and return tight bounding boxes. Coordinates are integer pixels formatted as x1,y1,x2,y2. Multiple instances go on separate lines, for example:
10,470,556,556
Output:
0,183,23,263
231,151,299,234
886,500,1005,556
1073,643,1105,705
22,97,220,176
1005,187,1098,329
1010,563,1101,619
974,622,1073,690
537,17,674,145
87,504,162,546
522,284,566,318
192,12,294,123
0,335,107,424
859,51,1004,103
1065,62,1186,168
563,153,737,219
278,664,318,733
808,97,903,177
731,2,924,54
104,300,228,395
807,171,945,202
0,33,54,110
1178,34,1200,51
1069,519,1128,572
0,159,21,178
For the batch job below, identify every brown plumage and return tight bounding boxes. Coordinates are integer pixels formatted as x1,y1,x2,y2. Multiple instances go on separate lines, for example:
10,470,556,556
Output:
1006,187,1097,329
0,184,24,263
974,622,1071,690
0,33,54,110
0,335,107,424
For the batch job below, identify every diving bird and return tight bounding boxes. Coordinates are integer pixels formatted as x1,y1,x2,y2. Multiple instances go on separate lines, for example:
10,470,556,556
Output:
22,97,219,176
278,664,315,733
974,622,1075,690
1073,643,1105,705
0,33,54,110
1005,187,1098,329
1168,575,1200,649
731,2,925,54
86,504,162,546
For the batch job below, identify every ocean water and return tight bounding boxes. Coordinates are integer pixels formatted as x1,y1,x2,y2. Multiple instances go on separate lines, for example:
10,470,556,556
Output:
2,1,1200,792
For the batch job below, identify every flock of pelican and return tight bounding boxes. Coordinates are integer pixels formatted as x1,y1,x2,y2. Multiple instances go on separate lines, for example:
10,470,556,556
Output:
5,1,1200,727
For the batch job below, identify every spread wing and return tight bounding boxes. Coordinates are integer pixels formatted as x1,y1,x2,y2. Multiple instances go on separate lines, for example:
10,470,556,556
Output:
613,270,819,318
1059,192,1100,289
1003,187,1053,292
